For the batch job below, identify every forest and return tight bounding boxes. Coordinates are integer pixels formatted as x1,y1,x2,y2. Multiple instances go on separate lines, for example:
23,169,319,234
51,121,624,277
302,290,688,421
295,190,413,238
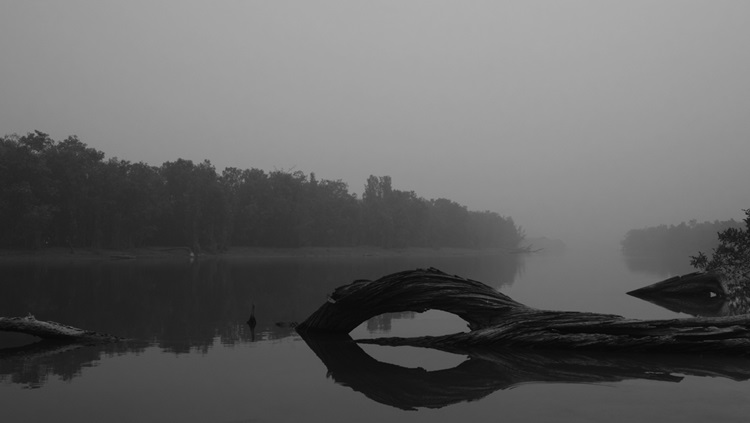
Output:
620,218,742,259
0,131,524,252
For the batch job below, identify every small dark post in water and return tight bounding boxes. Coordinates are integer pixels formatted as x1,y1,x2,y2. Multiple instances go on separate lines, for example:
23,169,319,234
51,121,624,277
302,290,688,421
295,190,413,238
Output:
247,304,257,341
247,304,257,327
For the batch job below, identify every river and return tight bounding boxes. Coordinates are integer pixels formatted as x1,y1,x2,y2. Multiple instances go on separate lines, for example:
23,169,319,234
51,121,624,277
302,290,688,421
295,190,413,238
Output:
1,246,748,422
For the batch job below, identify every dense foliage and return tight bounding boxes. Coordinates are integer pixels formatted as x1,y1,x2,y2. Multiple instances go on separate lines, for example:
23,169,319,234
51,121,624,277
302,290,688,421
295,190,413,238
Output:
621,218,742,259
690,209,750,275
0,131,523,252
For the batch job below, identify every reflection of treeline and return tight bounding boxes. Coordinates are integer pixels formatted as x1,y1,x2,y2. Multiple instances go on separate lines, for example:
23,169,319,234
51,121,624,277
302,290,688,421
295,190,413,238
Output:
1,131,523,252
0,254,521,352
621,219,742,258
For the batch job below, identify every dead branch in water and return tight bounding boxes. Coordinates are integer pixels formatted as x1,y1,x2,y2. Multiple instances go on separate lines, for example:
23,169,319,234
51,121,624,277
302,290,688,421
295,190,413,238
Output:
0,315,121,343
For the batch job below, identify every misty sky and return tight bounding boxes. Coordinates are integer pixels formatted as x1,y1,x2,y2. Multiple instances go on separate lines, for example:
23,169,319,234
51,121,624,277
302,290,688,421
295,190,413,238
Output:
2,1,749,246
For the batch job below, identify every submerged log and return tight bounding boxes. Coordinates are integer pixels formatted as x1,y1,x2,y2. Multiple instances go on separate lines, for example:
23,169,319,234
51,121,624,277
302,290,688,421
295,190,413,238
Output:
0,315,121,343
297,268,750,355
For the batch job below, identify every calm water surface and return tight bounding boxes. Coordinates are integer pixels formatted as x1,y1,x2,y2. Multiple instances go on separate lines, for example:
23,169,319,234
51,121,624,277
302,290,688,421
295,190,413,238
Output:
1,246,748,422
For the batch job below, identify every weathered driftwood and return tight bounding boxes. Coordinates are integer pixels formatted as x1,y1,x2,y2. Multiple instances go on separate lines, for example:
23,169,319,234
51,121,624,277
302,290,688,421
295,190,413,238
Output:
627,272,727,298
627,272,727,317
297,268,750,355
297,268,525,333
301,333,750,410
0,315,121,343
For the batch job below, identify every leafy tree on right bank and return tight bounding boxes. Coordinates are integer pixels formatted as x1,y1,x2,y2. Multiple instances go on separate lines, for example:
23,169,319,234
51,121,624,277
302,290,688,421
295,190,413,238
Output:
690,209,750,279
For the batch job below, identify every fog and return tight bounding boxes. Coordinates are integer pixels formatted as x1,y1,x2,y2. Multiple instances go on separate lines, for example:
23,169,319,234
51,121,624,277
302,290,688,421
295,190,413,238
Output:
2,1,748,247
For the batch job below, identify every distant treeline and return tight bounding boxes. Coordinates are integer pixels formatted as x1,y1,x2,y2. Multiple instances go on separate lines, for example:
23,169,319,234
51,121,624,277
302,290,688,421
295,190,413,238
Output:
1,131,524,252
621,219,742,258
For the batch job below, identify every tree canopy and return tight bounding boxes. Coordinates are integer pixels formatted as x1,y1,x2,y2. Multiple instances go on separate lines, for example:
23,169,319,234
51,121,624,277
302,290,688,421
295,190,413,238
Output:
0,131,523,252
690,209,750,277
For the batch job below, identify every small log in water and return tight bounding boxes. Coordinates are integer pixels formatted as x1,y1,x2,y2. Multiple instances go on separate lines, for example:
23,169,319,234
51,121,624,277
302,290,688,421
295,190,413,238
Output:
297,268,750,355
0,315,121,343
628,271,750,317
627,272,727,298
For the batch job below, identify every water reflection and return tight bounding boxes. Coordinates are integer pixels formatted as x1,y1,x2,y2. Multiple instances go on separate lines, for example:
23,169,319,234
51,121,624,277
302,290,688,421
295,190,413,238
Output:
301,333,750,410
623,254,695,278
365,312,416,333
630,293,729,317
0,340,147,389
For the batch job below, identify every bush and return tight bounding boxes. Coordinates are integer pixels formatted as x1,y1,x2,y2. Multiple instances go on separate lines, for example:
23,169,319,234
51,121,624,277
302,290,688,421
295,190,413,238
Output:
690,209,750,278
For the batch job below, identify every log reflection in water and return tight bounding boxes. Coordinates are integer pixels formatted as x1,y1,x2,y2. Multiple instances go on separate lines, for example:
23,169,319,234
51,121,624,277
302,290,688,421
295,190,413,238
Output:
301,334,750,411
0,340,147,389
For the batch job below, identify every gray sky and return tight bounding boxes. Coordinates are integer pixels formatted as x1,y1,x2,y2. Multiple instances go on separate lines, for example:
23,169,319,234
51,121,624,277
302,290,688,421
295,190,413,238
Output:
2,1,749,246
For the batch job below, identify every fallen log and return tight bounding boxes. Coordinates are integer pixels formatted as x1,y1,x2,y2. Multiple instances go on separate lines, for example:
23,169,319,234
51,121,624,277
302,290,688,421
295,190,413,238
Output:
297,268,525,333
0,315,121,343
297,268,750,355
627,272,727,298
627,271,750,317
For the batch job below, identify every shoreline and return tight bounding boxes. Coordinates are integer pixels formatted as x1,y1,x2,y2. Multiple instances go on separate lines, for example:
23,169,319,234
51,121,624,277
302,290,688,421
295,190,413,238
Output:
0,245,517,261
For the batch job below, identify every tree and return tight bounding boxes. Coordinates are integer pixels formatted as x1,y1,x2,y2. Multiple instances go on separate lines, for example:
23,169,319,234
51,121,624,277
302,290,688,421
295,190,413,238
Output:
160,159,230,252
427,198,469,248
44,135,108,249
690,209,750,278
303,177,360,246
262,170,308,247
221,167,269,246
467,211,523,249
0,133,56,248
0,132,524,251
621,219,742,258
361,175,394,247
105,160,166,248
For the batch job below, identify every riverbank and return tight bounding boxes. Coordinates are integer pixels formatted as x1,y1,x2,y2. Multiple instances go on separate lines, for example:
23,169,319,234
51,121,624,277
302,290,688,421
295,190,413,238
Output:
0,245,517,261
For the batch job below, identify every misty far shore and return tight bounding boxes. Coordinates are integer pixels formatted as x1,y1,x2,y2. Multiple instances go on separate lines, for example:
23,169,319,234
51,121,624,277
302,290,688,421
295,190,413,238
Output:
620,218,742,260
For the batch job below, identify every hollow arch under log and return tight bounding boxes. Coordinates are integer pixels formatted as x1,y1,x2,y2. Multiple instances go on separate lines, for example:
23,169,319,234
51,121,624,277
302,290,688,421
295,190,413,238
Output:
297,268,750,355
